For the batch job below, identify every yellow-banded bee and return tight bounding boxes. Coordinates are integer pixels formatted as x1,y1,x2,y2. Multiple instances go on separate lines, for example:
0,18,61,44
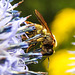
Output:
34,9,57,56
22,9,57,56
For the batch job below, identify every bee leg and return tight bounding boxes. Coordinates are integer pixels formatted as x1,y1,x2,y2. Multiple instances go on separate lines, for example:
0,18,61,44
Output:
26,44,33,53
48,57,50,68
33,43,38,52
39,57,47,63
26,43,37,53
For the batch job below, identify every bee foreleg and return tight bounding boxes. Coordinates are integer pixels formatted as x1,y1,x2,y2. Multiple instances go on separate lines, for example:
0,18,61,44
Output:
48,57,50,68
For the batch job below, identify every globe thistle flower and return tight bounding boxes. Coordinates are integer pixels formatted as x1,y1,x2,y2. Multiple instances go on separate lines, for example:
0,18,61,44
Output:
0,0,48,75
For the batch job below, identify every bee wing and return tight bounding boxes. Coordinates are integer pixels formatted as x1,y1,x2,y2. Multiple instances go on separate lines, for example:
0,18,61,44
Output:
35,9,52,35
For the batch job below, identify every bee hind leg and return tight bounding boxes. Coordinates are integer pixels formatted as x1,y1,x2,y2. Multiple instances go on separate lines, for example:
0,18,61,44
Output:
26,44,33,53
26,43,37,53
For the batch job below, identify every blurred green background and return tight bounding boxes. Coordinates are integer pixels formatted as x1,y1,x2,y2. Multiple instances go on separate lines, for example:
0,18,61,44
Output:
13,0,75,26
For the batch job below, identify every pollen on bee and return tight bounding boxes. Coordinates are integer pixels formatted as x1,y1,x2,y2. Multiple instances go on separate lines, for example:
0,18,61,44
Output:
42,29,47,34
35,24,43,30
37,37,44,41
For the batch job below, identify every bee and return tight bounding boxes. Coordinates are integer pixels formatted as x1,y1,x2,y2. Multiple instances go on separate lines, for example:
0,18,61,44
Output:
22,10,57,56
34,9,57,56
